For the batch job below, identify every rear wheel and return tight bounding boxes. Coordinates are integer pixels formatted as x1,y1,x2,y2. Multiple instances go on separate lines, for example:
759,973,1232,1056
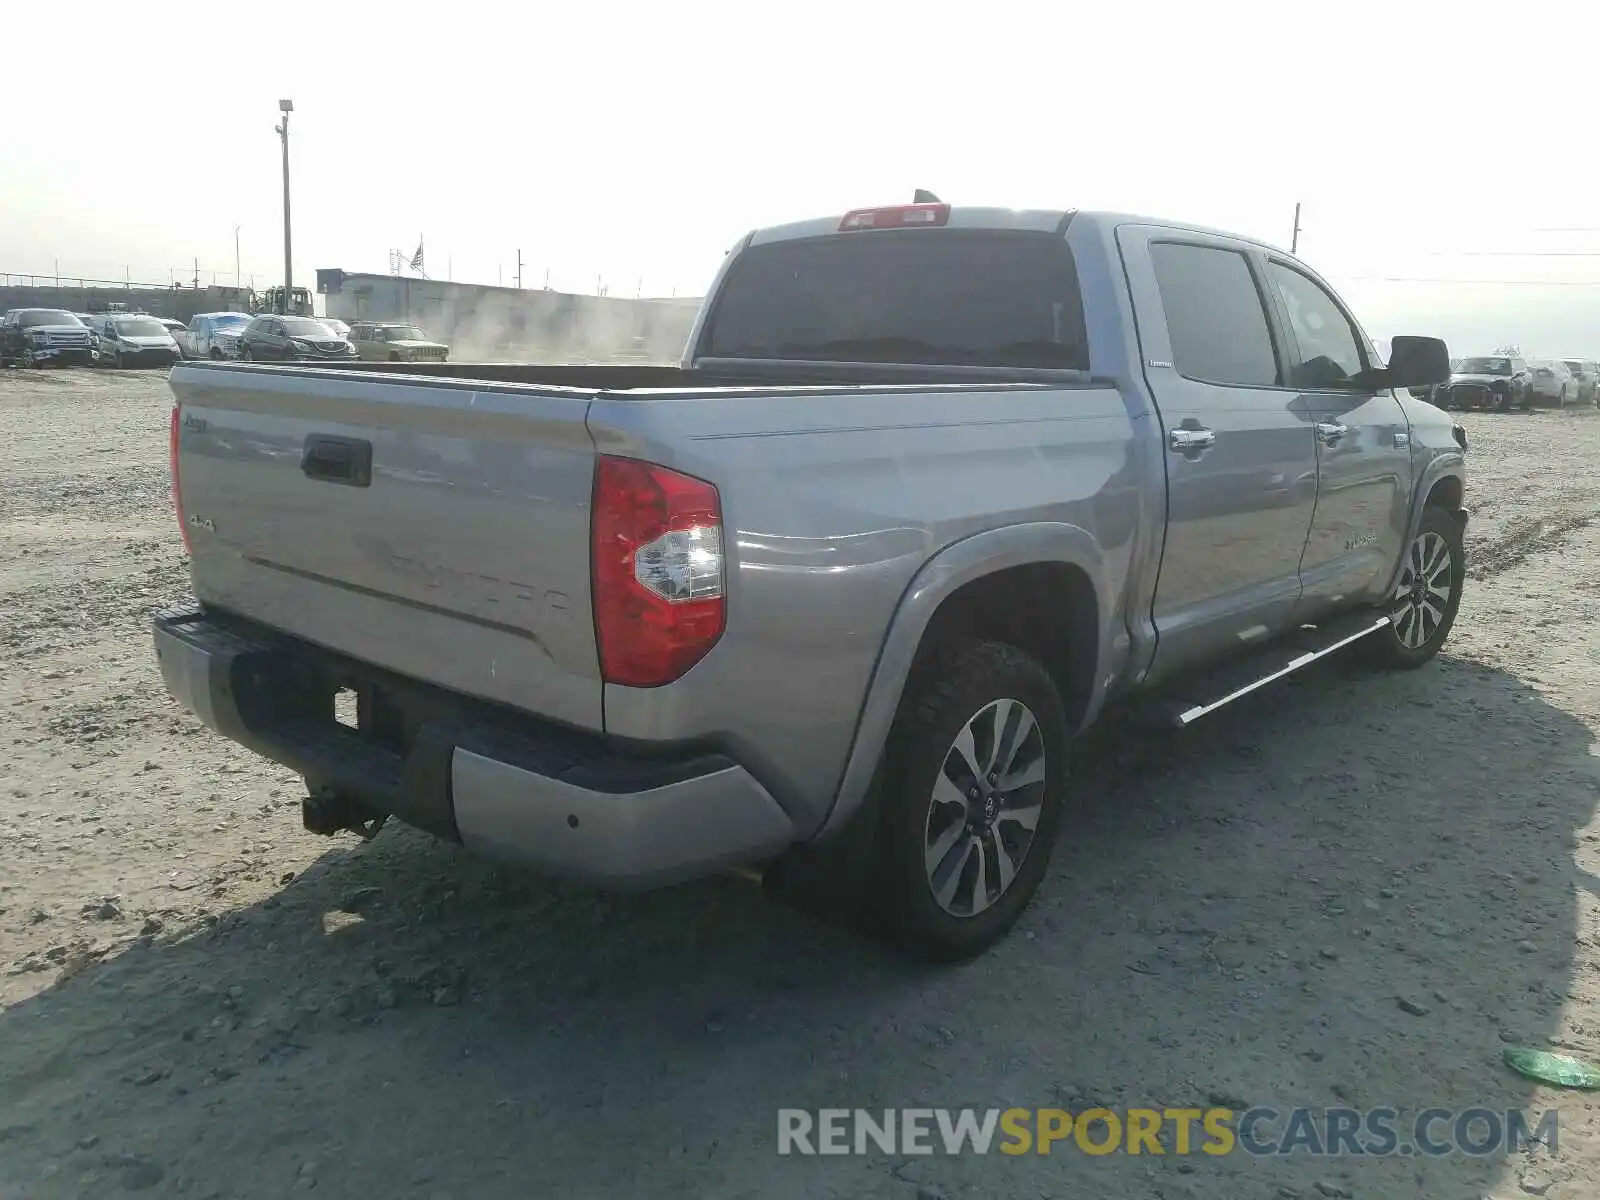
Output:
240,344,252,361
1362,506,1465,670
866,640,1070,961
388,351,401,362
210,348,223,360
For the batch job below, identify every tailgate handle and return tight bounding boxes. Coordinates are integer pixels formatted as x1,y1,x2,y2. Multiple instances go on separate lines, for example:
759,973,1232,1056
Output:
300,435,373,487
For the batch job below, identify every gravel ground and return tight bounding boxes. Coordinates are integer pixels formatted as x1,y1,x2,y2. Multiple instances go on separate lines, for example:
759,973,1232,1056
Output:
2,369,1600,1200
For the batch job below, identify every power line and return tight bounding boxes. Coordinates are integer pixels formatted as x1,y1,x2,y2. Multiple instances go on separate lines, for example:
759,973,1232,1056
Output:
1337,275,1600,286
1406,249,1600,257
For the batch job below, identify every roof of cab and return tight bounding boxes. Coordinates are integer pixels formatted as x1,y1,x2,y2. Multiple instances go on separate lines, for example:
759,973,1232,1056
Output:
747,206,1073,245
745,206,1288,258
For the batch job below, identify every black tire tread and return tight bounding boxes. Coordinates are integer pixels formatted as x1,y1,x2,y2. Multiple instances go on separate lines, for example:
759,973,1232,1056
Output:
867,637,1069,962
1360,504,1465,671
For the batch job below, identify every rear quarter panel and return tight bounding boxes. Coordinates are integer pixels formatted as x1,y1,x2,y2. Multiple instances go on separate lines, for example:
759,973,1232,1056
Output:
587,383,1143,837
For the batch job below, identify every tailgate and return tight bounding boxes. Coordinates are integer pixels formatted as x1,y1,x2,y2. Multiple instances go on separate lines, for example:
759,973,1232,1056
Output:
170,364,603,730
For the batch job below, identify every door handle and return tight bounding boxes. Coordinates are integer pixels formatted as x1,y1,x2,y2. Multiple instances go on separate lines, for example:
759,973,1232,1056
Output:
1169,427,1216,452
1315,421,1350,445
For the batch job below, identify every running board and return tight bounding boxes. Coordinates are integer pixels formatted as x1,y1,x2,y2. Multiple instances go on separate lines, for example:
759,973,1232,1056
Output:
1149,613,1391,730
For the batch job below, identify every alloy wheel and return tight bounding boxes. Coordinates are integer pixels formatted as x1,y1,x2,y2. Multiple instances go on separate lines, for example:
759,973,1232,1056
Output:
923,698,1048,917
1390,530,1453,650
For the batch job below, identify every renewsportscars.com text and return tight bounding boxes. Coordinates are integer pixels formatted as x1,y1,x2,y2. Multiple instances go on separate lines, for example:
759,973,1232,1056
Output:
777,1107,1558,1157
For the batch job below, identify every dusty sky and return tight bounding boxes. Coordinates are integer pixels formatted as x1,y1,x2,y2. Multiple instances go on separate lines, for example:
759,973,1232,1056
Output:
5,1,1598,357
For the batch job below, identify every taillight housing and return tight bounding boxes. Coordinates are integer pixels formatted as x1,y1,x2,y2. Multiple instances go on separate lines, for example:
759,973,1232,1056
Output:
839,203,951,231
591,455,725,687
169,405,192,555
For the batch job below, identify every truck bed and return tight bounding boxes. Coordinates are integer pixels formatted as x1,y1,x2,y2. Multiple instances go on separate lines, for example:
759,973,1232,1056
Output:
169,360,1105,742
273,358,1094,390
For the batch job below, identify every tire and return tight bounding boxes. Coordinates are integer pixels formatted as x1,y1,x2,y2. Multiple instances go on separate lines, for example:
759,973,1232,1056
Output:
866,639,1071,961
240,345,252,361
1491,389,1513,413
1361,506,1466,670
210,348,223,360
388,351,401,362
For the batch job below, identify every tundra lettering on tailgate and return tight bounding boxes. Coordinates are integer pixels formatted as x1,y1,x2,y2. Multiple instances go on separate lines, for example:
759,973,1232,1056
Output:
385,552,571,621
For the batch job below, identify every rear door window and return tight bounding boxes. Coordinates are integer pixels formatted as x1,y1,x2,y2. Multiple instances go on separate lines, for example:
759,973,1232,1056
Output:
1149,242,1280,388
702,230,1087,369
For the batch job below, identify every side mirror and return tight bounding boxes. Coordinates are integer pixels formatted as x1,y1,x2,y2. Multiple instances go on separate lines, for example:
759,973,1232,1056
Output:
1381,335,1450,389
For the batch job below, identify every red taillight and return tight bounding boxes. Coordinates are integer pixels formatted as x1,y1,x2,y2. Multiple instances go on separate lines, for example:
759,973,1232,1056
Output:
591,455,725,688
838,203,951,232
170,405,192,555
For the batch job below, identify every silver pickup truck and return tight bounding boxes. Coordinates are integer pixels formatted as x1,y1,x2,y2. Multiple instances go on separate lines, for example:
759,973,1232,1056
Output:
154,201,1464,960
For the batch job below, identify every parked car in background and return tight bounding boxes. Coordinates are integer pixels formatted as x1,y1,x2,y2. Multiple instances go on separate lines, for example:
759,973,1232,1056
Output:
180,312,251,360
321,317,351,339
71,314,104,355
95,314,183,368
350,321,450,362
1561,359,1599,404
0,308,97,367
1526,359,1576,407
1436,354,1531,411
238,314,359,362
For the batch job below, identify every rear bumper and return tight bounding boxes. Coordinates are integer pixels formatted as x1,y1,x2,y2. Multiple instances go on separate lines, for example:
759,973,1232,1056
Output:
110,348,181,367
152,609,794,888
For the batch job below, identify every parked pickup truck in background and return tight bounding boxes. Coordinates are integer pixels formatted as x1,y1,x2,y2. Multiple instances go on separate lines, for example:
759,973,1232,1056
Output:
1436,354,1530,411
155,201,1463,960
178,312,251,361
1,308,98,367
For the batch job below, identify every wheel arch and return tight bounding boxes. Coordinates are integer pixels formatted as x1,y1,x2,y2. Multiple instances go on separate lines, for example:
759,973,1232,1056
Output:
814,522,1113,842
1382,456,1466,597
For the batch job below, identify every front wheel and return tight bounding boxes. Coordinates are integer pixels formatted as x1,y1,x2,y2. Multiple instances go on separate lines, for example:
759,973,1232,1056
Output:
1362,507,1466,670
209,348,224,361
239,345,252,361
867,639,1070,961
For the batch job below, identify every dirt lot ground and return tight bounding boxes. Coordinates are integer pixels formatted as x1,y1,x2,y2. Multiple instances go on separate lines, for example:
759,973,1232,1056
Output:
2,369,1600,1200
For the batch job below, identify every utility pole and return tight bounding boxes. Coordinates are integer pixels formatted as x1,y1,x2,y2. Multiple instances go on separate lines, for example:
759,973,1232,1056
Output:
1290,202,1302,255
516,249,523,289
234,225,241,287
276,99,295,312
193,258,200,289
